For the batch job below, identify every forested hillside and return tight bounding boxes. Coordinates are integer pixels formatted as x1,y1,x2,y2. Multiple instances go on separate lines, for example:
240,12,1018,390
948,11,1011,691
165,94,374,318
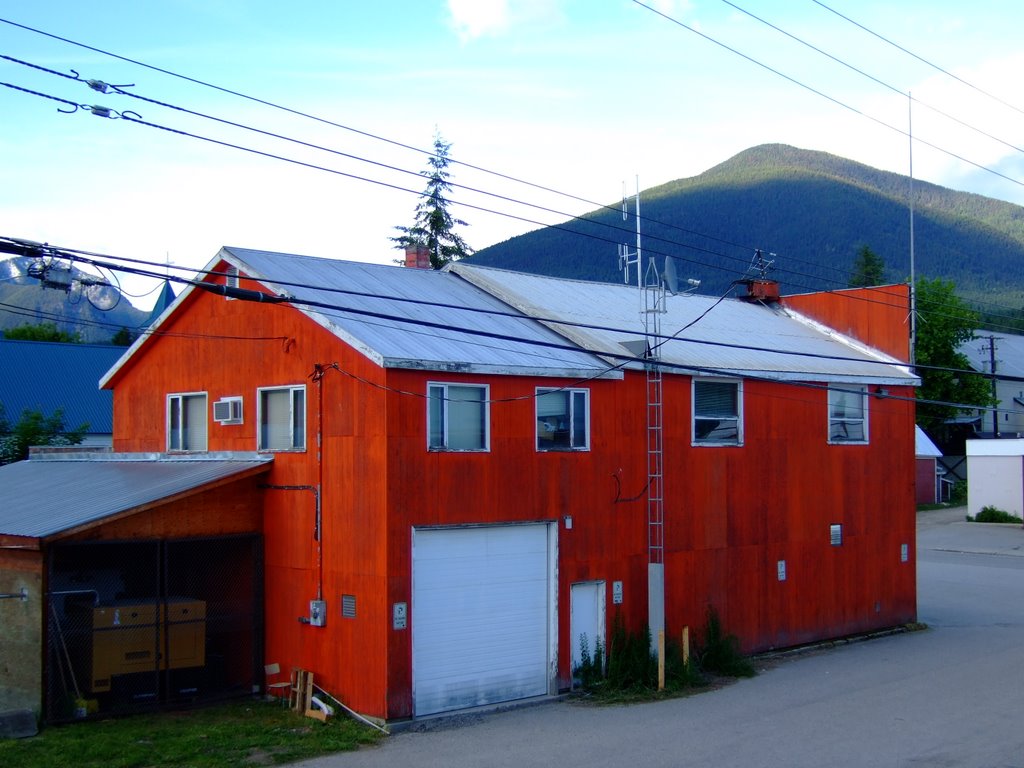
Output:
469,144,1024,309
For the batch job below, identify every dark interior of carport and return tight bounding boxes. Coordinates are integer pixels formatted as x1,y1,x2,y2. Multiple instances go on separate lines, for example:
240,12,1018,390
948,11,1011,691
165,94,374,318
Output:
45,534,263,722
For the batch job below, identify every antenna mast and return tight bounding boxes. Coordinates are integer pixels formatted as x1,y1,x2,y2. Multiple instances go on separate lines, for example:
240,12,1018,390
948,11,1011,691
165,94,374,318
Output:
618,181,642,288
620,177,667,658
909,92,917,366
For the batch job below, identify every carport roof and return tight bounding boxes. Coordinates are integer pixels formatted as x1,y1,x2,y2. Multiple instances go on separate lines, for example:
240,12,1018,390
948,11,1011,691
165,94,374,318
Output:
0,451,272,540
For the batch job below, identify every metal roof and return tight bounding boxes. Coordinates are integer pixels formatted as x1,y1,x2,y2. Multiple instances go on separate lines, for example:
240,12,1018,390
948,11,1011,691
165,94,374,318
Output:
101,247,916,388
450,264,918,385
0,339,122,435
0,452,272,539
959,331,1024,379
222,247,614,378
915,426,942,457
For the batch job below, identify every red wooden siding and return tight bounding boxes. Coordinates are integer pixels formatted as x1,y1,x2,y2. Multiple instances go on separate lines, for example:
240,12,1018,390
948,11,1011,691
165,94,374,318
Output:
916,457,938,504
105,264,917,720
783,285,912,362
54,479,265,543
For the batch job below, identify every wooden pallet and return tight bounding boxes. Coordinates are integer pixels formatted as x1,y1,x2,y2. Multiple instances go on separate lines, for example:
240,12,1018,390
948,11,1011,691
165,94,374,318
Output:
289,669,327,721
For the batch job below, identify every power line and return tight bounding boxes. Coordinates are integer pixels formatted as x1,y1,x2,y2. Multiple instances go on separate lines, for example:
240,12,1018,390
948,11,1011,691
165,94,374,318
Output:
811,0,1024,119
5,243,1014,420
721,0,1024,157
4,38,1022,331
0,23,933,294
15,79,1015,336
631,0,1024,190
5,235,1009,380
0,80,838,292
1,54,864,290
8,240,919,372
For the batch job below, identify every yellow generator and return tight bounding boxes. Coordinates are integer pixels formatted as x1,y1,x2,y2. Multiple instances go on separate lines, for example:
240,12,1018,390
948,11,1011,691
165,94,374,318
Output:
71,599,205,693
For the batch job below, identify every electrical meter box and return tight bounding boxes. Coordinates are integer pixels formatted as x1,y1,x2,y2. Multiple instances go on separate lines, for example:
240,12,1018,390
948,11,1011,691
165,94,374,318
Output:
309,599,326,627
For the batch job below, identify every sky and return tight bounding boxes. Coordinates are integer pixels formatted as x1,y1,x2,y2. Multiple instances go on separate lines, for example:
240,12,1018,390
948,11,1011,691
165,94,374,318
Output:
3,0,1024,310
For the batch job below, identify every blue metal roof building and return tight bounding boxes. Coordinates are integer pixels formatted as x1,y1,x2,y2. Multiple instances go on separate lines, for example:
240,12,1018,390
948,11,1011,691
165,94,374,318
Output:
0,339,123,445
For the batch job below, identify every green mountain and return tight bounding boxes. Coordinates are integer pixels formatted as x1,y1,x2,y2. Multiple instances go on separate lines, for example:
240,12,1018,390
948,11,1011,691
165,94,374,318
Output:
468,144,1024,309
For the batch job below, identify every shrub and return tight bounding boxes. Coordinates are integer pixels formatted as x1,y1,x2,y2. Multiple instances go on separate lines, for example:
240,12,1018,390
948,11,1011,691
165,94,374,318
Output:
971,506,1023,524
950,480,968,505
604,614,656,691
573,632,605,690
574,608,753,699
696,606,756,678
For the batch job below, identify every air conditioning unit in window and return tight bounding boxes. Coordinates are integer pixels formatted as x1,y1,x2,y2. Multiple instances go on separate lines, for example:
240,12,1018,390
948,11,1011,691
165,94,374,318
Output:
213,397,243,425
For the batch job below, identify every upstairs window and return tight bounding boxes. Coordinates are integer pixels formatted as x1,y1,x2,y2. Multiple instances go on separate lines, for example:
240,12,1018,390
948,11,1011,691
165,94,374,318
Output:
536,388,589,451
428,383,488,451
693,379,742,445
828,386,868,443
168,392,208,452
259,385,306,451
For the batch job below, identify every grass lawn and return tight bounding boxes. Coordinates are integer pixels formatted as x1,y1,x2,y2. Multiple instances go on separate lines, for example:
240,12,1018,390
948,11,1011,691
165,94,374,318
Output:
0,698,383,768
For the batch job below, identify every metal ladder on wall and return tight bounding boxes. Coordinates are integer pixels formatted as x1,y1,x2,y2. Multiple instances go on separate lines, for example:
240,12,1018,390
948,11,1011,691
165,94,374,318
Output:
642,259,665,567
646,363,664,564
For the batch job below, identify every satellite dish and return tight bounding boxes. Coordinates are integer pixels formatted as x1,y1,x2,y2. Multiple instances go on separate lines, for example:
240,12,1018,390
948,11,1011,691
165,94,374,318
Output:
663,256,679,295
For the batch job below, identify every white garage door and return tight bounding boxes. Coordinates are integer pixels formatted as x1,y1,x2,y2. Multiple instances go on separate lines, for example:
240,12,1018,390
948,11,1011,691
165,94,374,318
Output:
412,524,553,716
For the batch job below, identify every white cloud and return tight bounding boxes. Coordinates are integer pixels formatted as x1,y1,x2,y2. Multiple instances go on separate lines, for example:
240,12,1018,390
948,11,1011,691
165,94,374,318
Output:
447,0,510,42
446,0,567,43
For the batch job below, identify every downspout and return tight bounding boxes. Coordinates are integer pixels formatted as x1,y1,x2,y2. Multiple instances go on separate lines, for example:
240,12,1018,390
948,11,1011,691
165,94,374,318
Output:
315,363,325,599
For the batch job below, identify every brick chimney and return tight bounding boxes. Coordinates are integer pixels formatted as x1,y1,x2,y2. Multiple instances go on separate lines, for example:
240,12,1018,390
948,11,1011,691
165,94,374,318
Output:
404,244,432,269
740,279,780,303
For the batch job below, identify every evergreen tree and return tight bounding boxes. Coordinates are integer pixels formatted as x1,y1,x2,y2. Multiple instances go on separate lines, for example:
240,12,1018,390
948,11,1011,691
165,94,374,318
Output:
110,326,137,346
914,277,993,431
849,245,886,287
3,321,81,343
392,132,472,269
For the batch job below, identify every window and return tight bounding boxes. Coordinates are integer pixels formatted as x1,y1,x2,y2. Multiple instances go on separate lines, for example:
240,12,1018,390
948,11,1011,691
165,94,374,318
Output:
167,393,208,452
693,379,742,445
428,383,488,451
258,385,306,451
828,386,867,443
536,388,589,451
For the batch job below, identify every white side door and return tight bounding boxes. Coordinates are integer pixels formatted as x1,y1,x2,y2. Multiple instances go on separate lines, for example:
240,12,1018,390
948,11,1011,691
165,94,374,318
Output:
570,580,605,685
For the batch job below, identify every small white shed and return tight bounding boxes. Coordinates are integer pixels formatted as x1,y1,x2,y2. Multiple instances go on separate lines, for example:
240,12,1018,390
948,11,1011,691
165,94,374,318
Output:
965,439,1024,518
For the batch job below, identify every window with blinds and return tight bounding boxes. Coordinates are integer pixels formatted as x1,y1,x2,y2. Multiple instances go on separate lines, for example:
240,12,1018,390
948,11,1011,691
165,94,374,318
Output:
693,379,741,445
258,385,306,451
828,386,867,443
536,388,589,451
167,393,208,452
427,383,488,451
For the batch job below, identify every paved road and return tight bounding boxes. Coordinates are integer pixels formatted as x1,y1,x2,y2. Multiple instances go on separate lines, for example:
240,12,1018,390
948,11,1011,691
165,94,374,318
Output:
302,508,1024,767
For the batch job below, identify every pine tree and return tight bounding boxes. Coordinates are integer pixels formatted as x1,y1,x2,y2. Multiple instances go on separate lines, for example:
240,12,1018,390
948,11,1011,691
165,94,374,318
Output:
392,132,472,269
849,245,886,287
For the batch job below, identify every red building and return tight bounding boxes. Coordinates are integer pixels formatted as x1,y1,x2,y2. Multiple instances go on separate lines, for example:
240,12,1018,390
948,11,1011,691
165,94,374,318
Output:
84,248,918,720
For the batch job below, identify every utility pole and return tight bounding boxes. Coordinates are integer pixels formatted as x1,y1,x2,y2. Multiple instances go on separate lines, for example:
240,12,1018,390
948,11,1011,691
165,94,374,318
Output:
986,336,999,437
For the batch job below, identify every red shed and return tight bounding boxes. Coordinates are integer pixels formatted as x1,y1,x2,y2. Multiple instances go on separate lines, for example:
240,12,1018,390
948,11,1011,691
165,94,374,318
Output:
92,247,918,721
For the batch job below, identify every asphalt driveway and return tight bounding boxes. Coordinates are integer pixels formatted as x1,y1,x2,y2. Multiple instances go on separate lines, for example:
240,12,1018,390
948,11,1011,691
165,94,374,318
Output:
300,507,1024,768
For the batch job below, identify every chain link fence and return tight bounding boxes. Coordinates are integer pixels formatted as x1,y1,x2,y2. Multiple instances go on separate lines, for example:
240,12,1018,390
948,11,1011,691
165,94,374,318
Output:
46,534,262,722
